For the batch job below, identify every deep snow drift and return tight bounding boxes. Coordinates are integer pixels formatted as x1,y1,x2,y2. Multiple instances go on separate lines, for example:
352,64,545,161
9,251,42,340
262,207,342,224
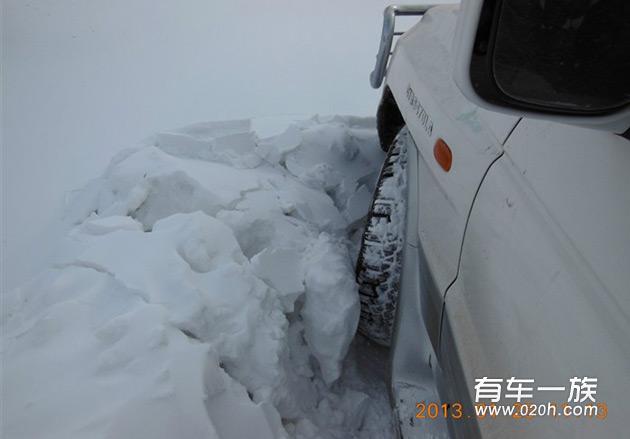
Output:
2,116,394,438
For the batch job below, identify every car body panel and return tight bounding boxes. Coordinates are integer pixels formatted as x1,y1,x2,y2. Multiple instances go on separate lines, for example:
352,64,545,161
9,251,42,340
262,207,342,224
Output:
385,5,516,354
477,108,520,145
390,137,449,438
442,133,630,435
378,3,630,439
386,6,510,317
504,119,630,307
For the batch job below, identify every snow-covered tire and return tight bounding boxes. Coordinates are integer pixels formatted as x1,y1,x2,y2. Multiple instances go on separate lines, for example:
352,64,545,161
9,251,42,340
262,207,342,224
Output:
356,127,408,346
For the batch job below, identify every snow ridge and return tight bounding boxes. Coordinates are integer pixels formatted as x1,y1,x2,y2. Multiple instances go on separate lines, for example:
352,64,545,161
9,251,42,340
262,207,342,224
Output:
2,116,392,438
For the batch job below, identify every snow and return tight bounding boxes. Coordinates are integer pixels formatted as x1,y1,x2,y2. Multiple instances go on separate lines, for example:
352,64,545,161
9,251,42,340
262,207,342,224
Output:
2,116,394,438
3,0,433,290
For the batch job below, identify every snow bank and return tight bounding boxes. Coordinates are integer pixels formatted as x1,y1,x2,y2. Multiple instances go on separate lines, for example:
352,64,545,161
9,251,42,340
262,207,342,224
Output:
2,116,389,438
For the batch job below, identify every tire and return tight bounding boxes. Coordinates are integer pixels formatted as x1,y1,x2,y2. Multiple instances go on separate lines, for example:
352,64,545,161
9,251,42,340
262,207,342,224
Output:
356,127,409,346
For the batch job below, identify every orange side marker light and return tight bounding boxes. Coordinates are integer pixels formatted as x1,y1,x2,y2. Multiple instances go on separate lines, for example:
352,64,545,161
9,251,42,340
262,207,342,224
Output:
433,138,452,172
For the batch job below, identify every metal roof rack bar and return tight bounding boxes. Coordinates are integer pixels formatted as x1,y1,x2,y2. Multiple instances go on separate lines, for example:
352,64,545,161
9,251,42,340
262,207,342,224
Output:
369,5,436,89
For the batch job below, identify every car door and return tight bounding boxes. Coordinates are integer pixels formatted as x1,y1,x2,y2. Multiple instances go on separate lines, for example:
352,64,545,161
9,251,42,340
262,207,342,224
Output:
441,119,630,438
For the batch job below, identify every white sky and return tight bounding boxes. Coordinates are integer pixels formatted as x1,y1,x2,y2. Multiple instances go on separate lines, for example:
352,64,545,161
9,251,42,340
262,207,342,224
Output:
2,0,446,289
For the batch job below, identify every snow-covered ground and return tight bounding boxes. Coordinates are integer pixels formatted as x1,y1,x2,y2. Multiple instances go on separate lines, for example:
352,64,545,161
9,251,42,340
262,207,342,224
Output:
2,116,396,438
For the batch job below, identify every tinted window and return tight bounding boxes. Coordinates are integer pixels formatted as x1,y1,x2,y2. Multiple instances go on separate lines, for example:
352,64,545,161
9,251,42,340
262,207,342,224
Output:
493,0,630,113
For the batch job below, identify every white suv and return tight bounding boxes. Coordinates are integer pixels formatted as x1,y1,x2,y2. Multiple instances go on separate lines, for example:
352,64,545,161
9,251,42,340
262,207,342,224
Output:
356,2,629,438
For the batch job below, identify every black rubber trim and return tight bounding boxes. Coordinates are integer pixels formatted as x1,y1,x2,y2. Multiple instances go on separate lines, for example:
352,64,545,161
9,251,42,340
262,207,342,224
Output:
469,0,628,117
377,87,405,152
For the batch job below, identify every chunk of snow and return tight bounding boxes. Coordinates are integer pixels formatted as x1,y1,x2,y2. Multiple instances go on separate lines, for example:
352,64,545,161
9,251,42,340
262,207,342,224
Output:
251,247,305,313
302,233,360,384
344,184,373,227
75,214,144,235
3,116,389,439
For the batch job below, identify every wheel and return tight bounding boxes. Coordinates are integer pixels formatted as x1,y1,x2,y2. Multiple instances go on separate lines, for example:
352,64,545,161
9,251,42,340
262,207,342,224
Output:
356,127,409,346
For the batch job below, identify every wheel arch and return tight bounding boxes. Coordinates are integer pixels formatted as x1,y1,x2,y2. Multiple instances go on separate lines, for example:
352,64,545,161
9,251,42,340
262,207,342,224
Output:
377,86,406,152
